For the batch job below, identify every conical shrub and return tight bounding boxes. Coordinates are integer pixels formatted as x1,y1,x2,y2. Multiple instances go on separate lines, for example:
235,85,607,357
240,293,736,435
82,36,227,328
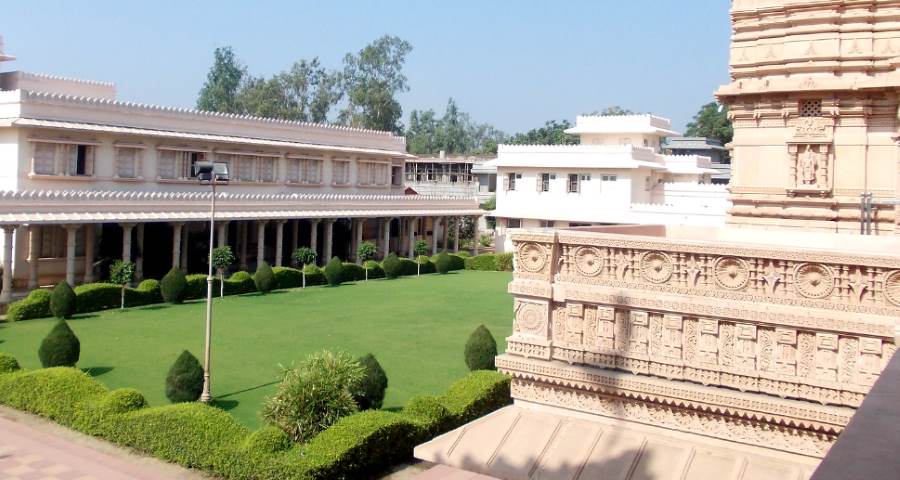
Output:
160,268,188,304
464,324,498,371
324,256,344,286
382,252,401,279
50,282,76,319
254,261,274,293
165,350,204,403
353,353,388,410
38,320,80,368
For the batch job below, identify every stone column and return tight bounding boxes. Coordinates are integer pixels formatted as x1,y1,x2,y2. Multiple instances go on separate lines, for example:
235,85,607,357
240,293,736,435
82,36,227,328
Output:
257,220,268,265
65,224,78,286
407,217,417,259
121,223,135,262
171,222,183,270
453,216,461,253
239,221,248,270
275,220,285,267
0,225,17,303
323,219,334,262
28,225,39,289
290,220,299,256
180,225,189,271
135,223,144,280
381,218,391,259
83,224,95,283
442,216,450,252
217,222,227,248
431,217,440,256
310,219,320,263
472,216,479,256
354,219,364,263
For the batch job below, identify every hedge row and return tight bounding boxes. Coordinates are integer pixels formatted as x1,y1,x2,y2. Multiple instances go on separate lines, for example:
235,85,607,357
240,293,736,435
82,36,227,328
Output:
0,356,510,480
7,254,471,322
464,253,514,271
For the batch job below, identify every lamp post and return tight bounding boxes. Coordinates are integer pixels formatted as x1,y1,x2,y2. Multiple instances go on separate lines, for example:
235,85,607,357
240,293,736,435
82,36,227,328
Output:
194,161,229,403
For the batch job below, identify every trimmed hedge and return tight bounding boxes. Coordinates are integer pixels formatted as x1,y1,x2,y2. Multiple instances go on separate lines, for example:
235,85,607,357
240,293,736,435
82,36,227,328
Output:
302,265,327,287
254,262,275,294
363,260,385,280
223,271,256,295
324,257,344,286
160,268,188,304
38,320,80,368
398,258,419,276
0,352,20,373
464,253,514,272
496,253,514,271
124,279,163,307
341,262,366,282
73,283,120,313
0,353,511,480
434,252,451,274
272,267,302,290
6,289,51,322
382,253,401,279
50,282,76,319
415,255,436,274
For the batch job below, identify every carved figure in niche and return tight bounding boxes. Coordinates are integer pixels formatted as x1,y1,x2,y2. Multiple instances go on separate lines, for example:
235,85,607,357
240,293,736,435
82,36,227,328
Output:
801,146,817,185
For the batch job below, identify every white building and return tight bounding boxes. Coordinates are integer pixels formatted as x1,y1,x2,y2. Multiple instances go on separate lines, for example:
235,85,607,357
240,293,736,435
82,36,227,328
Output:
404,152,497,203
491,114,728,251
0,38,482,301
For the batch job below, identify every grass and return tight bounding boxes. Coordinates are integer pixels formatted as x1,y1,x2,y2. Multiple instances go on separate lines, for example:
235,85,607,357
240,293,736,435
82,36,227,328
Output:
0,271,512,427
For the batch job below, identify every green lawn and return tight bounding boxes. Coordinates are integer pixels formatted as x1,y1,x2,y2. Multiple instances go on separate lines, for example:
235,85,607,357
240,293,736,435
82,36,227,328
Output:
0,271,513,427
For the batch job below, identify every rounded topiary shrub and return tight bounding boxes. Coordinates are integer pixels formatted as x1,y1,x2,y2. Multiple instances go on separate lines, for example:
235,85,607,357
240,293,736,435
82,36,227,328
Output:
353,353,388,410
50,282,76,319
100,388,147,414
241,425,293,454
324,256,344,286
434,252,451,274
160,268,188,304
382,252,401,279
254,261,275,293
38,320,80,368
165,350,204,403
0,352,20,373
464,324,498,371
416,255,436,274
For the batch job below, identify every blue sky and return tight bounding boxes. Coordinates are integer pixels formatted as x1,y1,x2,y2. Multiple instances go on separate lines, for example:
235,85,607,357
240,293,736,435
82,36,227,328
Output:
2,0,732,134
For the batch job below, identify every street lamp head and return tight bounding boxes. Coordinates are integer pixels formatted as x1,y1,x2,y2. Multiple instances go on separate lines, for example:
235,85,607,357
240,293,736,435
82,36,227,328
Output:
194,161,230,184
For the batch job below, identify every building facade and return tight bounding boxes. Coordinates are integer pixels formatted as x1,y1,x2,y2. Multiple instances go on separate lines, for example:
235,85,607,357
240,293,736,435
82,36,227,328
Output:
403,152,496,203
665,136,731,184
0,41,482,301
716,0,900,234
490,114,729,251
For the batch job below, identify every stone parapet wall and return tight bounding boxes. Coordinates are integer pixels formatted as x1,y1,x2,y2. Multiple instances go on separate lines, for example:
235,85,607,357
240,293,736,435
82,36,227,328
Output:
499,226,899,457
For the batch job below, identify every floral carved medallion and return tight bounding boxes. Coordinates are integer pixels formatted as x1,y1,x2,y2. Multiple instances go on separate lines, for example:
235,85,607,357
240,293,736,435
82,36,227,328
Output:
794,263,834,299
517,242,548,273
639,251,673,284
713,257,751,291
573,246,604,277
515,301,546,336
882,270,900,306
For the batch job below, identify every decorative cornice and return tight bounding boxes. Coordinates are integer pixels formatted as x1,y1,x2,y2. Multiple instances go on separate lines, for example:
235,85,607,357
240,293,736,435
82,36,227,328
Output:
0,189,472,203
13,71,115,88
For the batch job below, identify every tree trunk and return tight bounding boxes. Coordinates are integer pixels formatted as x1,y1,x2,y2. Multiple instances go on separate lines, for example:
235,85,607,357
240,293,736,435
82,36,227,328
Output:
120,286,125,309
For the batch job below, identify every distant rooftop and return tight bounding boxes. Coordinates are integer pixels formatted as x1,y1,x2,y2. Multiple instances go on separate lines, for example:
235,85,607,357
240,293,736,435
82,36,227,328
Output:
564,114,680,136
666,136,727,151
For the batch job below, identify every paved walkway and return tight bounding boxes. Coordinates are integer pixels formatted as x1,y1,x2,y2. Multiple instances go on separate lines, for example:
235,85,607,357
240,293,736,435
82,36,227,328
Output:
0,407,208,480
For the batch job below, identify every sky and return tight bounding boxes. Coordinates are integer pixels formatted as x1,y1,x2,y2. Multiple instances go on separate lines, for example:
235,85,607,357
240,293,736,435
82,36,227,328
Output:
2,0,732,135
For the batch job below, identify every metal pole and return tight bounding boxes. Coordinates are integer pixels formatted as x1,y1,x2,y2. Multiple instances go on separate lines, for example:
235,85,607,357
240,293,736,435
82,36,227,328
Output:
860,192,866,235
201,181,215,403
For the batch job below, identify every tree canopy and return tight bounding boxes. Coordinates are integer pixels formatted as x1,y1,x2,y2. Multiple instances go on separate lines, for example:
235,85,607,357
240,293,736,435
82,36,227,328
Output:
405,98,506,155
685,102,733,144
506,120,579,146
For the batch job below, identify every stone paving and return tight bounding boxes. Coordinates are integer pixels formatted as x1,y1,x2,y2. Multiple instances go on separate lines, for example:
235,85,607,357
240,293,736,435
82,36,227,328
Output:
0,407,206,480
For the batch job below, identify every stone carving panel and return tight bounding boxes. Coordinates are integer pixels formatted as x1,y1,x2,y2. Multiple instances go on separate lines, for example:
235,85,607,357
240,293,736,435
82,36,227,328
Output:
517,241,549,274
794,263,835,299
883,270,900,306
713,256,751,291
573,246,605,277
514,299,549,338
639,251,673,284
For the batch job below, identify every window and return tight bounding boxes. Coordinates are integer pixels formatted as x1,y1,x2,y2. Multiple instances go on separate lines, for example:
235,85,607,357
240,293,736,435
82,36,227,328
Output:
567,174,580,193
540,220,555,228
800,99,822,118
643,139,650,147
115,147,140,178
258,157,276,182
507,218,522,229
539,173,553,192
38,226,83,258
32,143,56,175
333,160,350,185
505,172,521,191
358,162,389,186
286,158,301,183
68,145,90,175
601,174,617,182
302,158,322,184
158,149,205,179
234,155,254,181
391,166,403,186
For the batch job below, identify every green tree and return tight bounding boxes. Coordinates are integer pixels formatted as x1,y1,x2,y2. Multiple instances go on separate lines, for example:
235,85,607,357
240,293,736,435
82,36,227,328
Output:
339,35,413,133
592,105,635,116
464,324,498,371
212,246,235,297
685,101,733,145
108,260,135,309
254,261,275,294
50,282,76,319
406,98,506,155
507,120,579,145
353,353,388,410
324,256,344,286
481,196,496,230
292,247,317,267
356,241,377,263
197,46,246,114
414,240,428,257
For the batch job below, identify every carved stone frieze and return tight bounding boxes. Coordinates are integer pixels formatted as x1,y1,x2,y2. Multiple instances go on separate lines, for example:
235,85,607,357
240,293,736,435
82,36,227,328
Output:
713,256,751,291
517,241,549,274
639,251,674,284
794,263,835,299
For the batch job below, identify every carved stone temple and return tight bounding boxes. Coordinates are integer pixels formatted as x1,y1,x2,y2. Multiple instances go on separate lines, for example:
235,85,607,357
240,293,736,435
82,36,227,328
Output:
415,1,900,479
